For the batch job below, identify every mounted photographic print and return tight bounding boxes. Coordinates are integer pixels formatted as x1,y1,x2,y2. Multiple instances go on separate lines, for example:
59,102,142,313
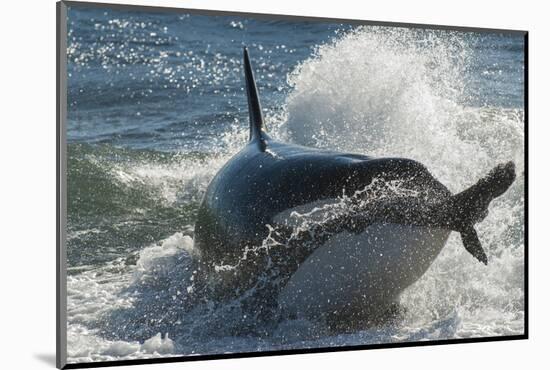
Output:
56,1,527,368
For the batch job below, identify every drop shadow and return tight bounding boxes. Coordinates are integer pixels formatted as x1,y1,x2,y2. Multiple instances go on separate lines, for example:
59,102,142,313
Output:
34,353,57,367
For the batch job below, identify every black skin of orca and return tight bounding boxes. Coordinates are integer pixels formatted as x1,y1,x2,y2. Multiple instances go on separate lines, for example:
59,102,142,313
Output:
192,48,516,305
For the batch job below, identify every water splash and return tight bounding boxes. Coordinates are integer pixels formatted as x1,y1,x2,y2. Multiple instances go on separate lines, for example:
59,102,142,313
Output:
272,26,524,339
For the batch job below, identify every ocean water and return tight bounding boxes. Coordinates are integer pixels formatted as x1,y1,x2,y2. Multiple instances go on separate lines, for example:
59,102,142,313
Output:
65,6,525,364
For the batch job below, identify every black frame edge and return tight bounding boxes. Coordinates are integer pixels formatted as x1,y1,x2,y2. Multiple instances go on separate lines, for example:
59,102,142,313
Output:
523,31,529,339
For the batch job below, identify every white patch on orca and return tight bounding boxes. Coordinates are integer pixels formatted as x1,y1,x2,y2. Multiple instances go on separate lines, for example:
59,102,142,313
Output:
279,225,451,318
274,200,451,318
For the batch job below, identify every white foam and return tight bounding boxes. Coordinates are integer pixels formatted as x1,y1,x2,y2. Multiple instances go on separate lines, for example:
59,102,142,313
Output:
134,232,195,281
141,333,175,355
67,325,175,363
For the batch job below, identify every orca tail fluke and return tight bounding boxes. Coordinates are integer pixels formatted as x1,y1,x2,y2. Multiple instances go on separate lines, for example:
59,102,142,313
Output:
451,161,516,264
452,161,516,225
243,47,266,144
460,226,487,265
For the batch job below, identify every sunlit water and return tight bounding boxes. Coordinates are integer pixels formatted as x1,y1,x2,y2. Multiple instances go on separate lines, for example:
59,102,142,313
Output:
66,6,524,363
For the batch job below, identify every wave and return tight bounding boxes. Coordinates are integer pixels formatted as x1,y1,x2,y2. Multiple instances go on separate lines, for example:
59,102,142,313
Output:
68,143,213,215
66,142,229,266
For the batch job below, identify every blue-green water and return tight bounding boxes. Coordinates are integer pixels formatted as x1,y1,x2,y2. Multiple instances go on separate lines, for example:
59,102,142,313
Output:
66,5,525,364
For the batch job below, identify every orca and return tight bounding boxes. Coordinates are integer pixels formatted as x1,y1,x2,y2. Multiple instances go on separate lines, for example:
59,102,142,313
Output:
193,48,516,325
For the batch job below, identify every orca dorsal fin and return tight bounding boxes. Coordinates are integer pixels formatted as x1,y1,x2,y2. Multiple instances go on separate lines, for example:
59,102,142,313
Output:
243,47,267,146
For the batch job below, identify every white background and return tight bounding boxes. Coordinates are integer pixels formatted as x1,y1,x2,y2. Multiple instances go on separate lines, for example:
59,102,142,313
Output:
1,0,548,368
